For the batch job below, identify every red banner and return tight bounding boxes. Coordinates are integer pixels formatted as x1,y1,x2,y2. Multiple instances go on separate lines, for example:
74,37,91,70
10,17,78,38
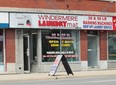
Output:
113,17,116,30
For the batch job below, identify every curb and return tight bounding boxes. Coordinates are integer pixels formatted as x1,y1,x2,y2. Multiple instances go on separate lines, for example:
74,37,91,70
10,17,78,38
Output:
0,70,116,82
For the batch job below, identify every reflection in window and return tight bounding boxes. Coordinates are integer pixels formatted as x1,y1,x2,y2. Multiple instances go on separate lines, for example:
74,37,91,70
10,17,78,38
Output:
0,29,3,63
108,31,116,60
42,30,79,62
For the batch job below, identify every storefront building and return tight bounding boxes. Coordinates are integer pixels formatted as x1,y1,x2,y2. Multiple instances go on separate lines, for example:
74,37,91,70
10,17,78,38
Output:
0,0,115,73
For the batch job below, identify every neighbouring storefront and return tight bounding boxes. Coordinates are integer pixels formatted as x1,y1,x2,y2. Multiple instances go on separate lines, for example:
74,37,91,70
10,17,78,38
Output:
108,31,116,69
0,13,9,72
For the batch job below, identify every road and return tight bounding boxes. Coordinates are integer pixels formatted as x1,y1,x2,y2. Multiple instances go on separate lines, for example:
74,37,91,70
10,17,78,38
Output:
0,76,116,85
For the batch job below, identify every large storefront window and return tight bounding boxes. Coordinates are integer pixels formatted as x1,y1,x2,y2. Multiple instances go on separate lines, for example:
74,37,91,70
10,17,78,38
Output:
42,29,79,62
0,29,3,63
108,31,116,60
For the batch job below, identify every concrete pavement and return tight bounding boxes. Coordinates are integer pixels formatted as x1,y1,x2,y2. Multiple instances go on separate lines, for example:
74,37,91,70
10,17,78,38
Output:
0,70,116,82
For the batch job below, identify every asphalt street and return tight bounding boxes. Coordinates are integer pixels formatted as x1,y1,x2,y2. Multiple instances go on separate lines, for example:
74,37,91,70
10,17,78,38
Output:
0,76,116,85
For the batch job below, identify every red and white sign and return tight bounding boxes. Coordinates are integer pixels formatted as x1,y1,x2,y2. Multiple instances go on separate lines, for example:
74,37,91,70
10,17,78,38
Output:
113,17,116,30
10,13,79,29
10,13,115,30
49,55,62,75
78,15,113,30
38,14,78,29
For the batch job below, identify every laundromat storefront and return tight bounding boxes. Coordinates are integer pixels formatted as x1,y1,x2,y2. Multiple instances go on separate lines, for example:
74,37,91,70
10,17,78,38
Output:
10,13,116,73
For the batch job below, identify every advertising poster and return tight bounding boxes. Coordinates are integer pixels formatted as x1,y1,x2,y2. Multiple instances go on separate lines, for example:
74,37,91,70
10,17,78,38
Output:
42,30,77,62
78,15,113,30
49,55,73,76
49,55,62,76
10,13,38,28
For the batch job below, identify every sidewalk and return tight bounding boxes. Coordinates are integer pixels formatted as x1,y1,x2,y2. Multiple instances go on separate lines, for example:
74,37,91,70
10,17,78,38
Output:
0,70,116,82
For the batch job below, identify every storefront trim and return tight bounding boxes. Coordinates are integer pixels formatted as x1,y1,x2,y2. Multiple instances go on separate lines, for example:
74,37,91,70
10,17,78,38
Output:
100,60,108,69
3,29,6,72
0,7,115,16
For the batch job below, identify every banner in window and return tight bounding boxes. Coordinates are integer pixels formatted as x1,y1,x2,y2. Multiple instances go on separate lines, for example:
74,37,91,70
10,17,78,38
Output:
42,30,79,62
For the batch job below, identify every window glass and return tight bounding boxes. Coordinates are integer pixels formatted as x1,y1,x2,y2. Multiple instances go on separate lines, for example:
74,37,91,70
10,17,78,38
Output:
32,34,37,62
61,30,79,61
0,29,3,63
42,29,79,62
108,31,116,60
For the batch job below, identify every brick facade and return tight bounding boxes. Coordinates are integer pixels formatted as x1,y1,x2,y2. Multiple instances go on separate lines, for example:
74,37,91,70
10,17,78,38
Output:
0,0,115,12
80,30,88,61
80,30,108,61
5,29,15,63
100,31,107,60
0,0,115,72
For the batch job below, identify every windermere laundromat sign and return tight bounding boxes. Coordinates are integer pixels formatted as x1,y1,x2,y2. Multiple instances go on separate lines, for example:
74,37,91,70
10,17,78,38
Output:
38,14,78,29
10,13,79,29
10,13,115,30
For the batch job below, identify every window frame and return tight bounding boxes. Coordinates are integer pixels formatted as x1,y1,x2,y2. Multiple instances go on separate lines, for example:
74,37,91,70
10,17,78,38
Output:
41,29,80,62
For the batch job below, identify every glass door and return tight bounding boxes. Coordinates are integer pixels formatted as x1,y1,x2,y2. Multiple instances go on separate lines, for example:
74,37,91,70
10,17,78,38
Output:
23,35,30,73
0,29,4,72
88,35,98,67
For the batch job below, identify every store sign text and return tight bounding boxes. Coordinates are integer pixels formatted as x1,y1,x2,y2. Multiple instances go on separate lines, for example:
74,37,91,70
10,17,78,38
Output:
82,16,113,30
10,13,116,30
38,14,78,28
